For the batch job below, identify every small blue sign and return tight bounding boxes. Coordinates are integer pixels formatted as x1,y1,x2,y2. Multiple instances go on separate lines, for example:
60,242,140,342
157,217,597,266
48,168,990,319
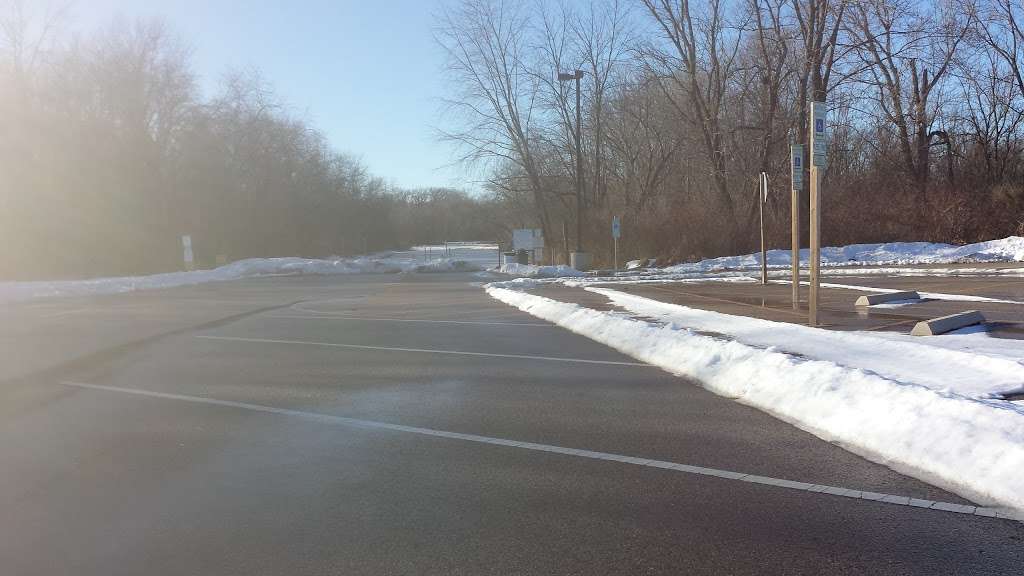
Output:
794,157,801,168
815,119,824,133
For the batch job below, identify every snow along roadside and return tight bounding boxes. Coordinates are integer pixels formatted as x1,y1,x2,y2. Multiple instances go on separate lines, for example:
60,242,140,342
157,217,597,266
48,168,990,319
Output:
485,284,1024,517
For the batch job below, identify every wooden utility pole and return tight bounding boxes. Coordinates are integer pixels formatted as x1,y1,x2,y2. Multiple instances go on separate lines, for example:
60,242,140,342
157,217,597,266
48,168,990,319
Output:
809,102,826,326
791,144,804,310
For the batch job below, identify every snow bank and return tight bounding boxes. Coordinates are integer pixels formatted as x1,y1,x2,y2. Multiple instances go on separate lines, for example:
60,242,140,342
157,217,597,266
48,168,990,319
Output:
1,245,496,304
412,258,484,273
0,257,395,303
498,263,583,278
663,236,1024,273
486,284,1024,516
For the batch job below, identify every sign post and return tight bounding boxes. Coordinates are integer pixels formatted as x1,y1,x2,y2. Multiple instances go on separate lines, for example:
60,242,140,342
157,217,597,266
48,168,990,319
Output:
809,102,827,326
181,235,194,271
611,216,621,271
759,173,768,285
790,144,804,310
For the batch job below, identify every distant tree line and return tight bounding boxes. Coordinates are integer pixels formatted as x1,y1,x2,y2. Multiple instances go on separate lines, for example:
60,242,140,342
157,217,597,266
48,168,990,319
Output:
0,10,500,280
437,0,1024,265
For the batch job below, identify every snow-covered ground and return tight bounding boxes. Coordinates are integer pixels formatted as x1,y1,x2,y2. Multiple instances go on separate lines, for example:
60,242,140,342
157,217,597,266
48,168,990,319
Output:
1,243,500,304
498,263,583,278
485,282,1024,517
661,236,1024,274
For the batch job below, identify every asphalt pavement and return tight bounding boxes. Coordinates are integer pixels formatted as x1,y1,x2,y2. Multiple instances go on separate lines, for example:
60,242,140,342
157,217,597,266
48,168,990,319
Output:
2,272,1022,575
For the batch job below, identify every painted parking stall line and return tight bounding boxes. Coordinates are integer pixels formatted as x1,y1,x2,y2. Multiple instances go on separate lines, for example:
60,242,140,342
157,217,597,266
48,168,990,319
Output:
194,334,652,367
262,314,556,327
60,380,1015,522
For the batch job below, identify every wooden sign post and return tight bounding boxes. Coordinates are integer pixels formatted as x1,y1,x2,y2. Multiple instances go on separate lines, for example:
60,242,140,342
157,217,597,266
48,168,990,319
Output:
809,102,827,326
790,144,804,310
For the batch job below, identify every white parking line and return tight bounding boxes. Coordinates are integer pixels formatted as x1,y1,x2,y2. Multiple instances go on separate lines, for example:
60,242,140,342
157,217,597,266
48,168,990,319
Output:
194,334,652,367
263,314,555,327
41,308,94,319
59,380,1016,522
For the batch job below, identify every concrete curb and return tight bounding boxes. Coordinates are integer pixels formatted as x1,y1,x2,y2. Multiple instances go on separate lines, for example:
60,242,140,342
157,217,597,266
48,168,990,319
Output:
910,311,986,336
855,291,920,306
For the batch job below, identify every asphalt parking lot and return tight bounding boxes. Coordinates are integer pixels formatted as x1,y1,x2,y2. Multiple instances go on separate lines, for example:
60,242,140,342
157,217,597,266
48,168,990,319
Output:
2,272,1022,575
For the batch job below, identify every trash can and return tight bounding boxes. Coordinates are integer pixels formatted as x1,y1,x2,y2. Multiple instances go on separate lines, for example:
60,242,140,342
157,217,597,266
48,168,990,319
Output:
502,251,517,266
516,249,529,265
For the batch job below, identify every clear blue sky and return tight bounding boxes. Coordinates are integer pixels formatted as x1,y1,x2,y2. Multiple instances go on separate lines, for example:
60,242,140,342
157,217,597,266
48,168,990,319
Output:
73,0,461,190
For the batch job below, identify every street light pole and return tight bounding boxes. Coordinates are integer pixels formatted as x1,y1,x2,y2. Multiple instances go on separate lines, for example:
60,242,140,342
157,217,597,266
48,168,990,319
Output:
559,69,589,269
574,71,583,253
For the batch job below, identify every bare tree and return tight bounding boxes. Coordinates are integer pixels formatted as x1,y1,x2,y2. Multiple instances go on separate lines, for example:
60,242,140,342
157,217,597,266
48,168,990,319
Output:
436,0,553,237
847,0,971,195
978,0,1024,102
572,0,633,206
605,78,683,211
639,0,745,242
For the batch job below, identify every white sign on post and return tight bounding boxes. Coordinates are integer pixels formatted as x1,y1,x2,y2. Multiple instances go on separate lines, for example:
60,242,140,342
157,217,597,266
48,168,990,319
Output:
181,235,194,268
512,228,544,250
611,216,621,239
812,102,827,167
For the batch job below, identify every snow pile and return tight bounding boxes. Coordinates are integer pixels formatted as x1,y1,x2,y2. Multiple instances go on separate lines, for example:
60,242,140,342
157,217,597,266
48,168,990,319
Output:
663,236,1024,273
412,258,484,273
498,263,584,278
626,258,656,270
486,284,1024,515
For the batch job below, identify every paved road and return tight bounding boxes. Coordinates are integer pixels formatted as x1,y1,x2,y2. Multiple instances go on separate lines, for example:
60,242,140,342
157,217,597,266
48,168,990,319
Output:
2,273,1022,575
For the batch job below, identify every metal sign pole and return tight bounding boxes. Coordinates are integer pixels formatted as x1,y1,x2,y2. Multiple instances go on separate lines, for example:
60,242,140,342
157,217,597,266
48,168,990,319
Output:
790,144,804,310
759,173,768,285
809,102,827,326
611,215,621,271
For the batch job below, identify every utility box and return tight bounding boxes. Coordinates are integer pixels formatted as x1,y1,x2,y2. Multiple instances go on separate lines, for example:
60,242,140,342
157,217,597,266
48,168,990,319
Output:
516,249,529,265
